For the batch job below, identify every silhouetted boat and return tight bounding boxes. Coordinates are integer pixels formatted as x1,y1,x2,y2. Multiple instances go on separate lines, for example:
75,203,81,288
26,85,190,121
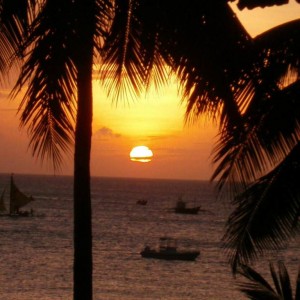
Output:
140,237,200,261
0,174,35,217
0,188,6,215
136,199,147,205
174,197,201,214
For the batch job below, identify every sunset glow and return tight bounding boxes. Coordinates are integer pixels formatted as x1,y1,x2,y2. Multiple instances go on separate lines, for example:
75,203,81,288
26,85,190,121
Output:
0,4,298,180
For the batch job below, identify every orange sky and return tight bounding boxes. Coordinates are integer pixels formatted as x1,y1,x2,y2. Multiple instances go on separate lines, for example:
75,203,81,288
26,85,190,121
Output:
91,76,218,180
0,2,299,180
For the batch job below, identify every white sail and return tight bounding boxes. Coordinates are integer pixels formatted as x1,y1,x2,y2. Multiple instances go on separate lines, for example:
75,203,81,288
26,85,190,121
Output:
9,175,34,214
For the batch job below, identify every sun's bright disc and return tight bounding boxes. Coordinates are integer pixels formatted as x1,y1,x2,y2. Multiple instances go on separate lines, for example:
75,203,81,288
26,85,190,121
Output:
130,146,153,162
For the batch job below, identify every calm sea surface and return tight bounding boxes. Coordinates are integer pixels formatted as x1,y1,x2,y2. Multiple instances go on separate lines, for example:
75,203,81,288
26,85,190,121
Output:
0,173,299,300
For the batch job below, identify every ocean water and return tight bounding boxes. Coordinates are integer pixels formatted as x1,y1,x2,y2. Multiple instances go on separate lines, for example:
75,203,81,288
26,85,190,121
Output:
0,173,299,300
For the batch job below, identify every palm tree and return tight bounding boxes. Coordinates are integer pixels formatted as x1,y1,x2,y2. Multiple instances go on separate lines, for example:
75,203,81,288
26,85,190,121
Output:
135,0,300,275
210,19,300,271
237,262,300,300
6,1,255,299
188,0,300,282
168,0,300,295
9,1,110,298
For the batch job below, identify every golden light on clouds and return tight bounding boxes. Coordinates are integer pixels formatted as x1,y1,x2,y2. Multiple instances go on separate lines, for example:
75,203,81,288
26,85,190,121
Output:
130,146,153,162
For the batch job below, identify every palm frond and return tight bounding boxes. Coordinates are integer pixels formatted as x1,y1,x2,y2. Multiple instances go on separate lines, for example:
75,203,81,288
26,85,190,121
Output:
0,0,37,80
11,0,77,170
100,0,147,103
237,264,278,299
161,2,252,127
94,0,112,43
223,142,300,270
134,0,170,91
212,20,300,194
236,19,300,117
270,261,293,299
101,0,253,115
237,262,297,300
295,266,300,300
212,80,300,194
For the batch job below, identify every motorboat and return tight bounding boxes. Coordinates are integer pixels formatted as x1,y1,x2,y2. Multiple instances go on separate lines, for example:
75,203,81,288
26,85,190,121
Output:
140,237,200,261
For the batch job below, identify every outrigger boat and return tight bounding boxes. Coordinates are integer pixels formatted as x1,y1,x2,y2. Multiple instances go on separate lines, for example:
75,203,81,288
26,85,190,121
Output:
140,237,200,261
0,174,35,217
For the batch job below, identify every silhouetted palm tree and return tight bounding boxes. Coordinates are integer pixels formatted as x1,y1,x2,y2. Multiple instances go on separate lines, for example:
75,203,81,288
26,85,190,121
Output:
198,5,300,280
9,1,111,298
211,19,300,271
134,0,300,275
6,1,253,299
237,262,300,300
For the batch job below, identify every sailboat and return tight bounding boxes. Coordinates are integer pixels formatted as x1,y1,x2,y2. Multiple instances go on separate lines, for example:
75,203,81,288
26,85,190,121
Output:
0,188,6,214
0,174,35,217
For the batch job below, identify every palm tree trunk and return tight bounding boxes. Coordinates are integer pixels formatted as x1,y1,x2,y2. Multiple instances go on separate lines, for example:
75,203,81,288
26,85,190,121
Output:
73,1,94,298
73,63,93,299
74,58,93,299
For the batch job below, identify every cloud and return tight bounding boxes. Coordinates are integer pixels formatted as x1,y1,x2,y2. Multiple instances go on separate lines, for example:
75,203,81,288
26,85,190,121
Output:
93,127,121,140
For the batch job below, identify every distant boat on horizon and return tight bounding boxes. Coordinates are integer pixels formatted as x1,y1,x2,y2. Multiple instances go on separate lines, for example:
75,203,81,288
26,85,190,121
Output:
0,174,35,217
174,196,201,214
136,199,147,205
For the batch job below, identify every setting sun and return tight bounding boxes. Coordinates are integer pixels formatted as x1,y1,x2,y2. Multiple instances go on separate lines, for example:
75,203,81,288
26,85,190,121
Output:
130,146,153,162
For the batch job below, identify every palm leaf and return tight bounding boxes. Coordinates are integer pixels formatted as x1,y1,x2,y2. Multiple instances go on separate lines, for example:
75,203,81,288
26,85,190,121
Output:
212,80,300,194
162,2,252,128
295,266,300,300
212,20,300,193
270,261,293,299
10,0,112,170
0,0,36,79
101,0,253,122
11,0,78,170
133,0,170,91
100,0,148,102
223,142,300,270
238,264,278,299
254,19,300,77
237,262,297,300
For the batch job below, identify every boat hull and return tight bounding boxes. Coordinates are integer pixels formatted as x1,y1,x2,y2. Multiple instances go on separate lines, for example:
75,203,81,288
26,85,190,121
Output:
9,211,33,217
0,211,33,217
140,249,200,261
174,207,200,214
